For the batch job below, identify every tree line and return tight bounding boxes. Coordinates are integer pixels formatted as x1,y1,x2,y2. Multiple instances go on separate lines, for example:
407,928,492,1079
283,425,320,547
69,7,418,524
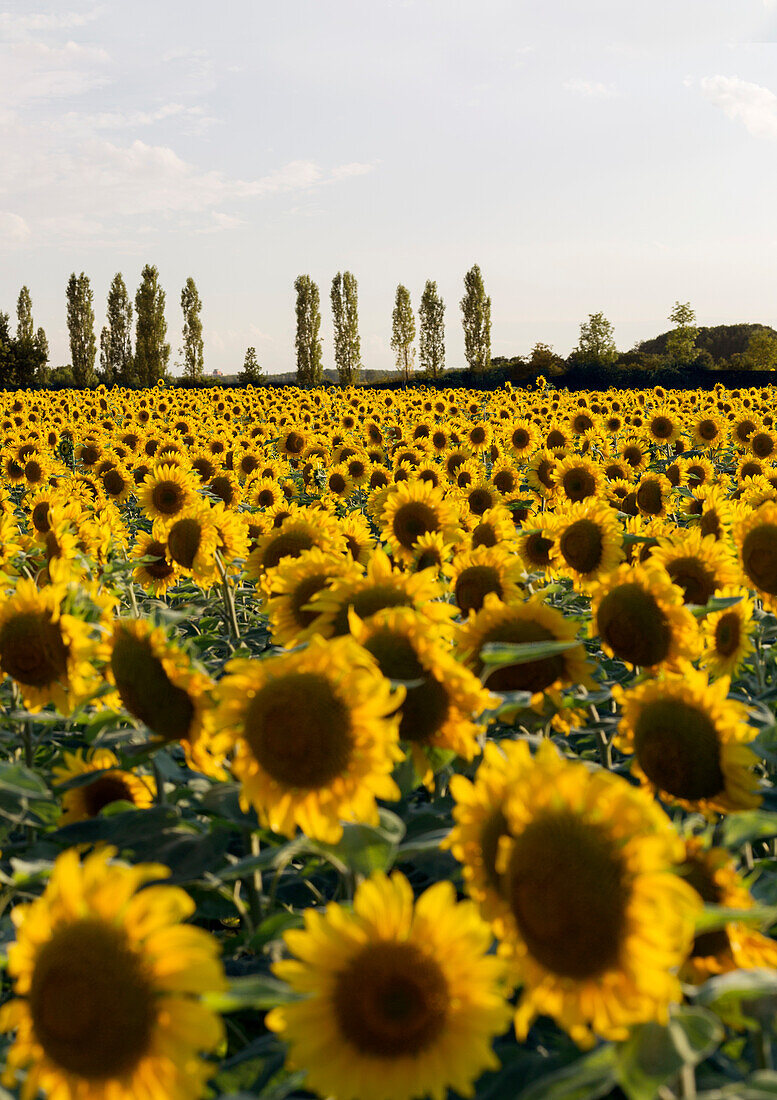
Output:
293,263,491,385
0,266,204,388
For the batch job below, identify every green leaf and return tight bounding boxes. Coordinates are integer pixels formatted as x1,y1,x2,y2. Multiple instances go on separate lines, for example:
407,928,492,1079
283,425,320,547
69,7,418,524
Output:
314,808,406,877
481,639,582,666
517,1044,617,1100
694,905,777,935
616,1007,722,1100
694,968,777,1030
203,973,303,1013
720,811,777,848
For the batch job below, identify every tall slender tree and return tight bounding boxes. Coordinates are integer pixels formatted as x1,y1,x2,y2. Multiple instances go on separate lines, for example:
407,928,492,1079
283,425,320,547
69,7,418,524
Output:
134,265,170,387
66,272,97,387
391,285,416,383
16,287,34,343
240,346,263,383
418,280,445,379
100,273,134,385
294,275,323,386
331,271,361,384
460,264,491,374
181,277,204,380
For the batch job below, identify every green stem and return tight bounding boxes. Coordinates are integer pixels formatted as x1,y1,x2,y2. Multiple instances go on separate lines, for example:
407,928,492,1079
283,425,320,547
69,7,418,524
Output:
241,829,263,934
217,554,241,640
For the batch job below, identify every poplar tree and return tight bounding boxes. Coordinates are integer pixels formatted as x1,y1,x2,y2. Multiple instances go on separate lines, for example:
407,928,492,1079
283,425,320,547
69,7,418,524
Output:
66,272,98,387
418,280,445,379
16,287,34,343
294,275,323,386
331,271,361,384
460,263,491,373
181,277,204,379
134,265,170,387
391,285,416,383
100,273,134,385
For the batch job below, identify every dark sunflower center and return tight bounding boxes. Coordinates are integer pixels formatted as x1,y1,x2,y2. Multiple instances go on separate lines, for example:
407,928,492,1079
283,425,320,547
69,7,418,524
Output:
333,941,449,1058
244,672,352,788
81,774,135,817
284,432,305,454
150,481,185,516
505,811,628,980
596,583,671,667
623,446,642,468
636,479,663,515
512,428,529,449
141,539,175,581
468,488,494,515
472,522,498,549
714,612,741,659
682,858,730,958
547,430,566,450
102,469,125,496
29,919,155,1080
263,531,315,570
561,468,595,502
687,464,708,484
700,511,721,540
478,619,565,693
209,476,235,505
751,432,775,459
329,473,347,494
633,698,724,801
536,459,554,488
455,565,503,615
470,426,486,445
167,518,203,568
393,502,438,549
665,556,716,605
332,585,413,636
559,519,603,574
524,532,553,568
494,470,516,494
652,416,673,439
698,420,718,440
111,629,195,741
31,501,51,533
364,631,449,744
742,524,777,596
0,611,69,687
192,457,216,481
80,445,100,466
735,419,756,442
290,573,332,628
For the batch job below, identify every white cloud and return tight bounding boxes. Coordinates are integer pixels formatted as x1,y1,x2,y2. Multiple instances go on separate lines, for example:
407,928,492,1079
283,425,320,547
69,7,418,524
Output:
697,75,777,139
0,7,104,36
61,102,217,135
562,79,617,98
0,211,31,242
0,39,111,102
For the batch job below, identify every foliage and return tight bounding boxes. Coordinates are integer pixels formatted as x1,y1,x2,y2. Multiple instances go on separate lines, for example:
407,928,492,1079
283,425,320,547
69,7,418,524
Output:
134,263,170,386
181,276,205,380
100,273,134,386
419,279,446,379
391,283,416,382
570,311,617,369
66,272,97,388
461,263,492,373
240,346,264,383
294,275,323,386
330,271,361,384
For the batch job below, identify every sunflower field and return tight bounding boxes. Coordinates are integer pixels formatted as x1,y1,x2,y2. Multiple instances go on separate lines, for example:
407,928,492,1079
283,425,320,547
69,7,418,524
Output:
0,378,776,1099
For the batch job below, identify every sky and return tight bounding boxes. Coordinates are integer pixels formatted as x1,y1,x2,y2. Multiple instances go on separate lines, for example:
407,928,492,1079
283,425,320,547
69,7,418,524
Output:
1,0,777,376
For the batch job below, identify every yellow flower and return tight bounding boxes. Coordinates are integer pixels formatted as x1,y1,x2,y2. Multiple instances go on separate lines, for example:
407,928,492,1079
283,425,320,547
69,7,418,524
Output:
0,847,226,1100
651,527,740,607
0,579,102,713
52,747,155,825
452,739,699,1047
380,480,461,565
131,530,180,595
735,500,777,610
445,544,526,616
263,548,363,647
591,561,700,669
138,462,199,522
613,669,761,816
546,500,624,587
211,636,404,843
701,586,756,679
266,870,512,1100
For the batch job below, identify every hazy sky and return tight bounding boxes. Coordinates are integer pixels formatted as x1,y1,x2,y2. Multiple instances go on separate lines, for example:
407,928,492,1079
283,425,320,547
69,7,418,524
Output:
2,0,777,375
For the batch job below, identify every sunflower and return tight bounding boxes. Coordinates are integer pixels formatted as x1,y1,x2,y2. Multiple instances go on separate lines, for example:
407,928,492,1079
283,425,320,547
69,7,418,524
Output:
619,437,649,474
450,739,698,1047
264,548,363,647
554,456,603,505
525,448,557,497
735,500,777,610
277,426,308,457
701,586,756,679
591,561,700,669
206,470,242,508
138,463,199,522
310,548,456,638
0,846,226,1100
131,530,180,595
446,545,526,616
211,636,403,843
99,462,133,504
0,579,101,713
351,607,495,783
692,411,726,449
680,837,777,984
246,506,345,585
750,428,777,461
647,408,682,446
546,500,624,587
468,504,517,550
506,420,539,458
108,619,221,776
266,870,511,1100
651,527,739,607
634,472,674,518
613,669,761,816
380,480,461,565
53,747,155,825
154,504,221,586
456,591,593,696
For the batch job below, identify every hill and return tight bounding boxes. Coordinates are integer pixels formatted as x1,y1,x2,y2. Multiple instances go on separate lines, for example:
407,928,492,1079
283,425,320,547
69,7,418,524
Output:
636,322,777,362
